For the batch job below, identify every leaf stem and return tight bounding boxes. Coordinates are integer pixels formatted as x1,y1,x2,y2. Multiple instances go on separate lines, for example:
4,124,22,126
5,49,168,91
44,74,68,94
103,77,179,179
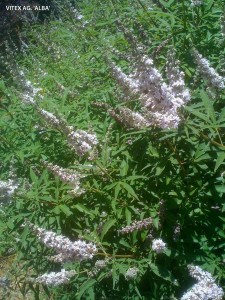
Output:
97,252,134,258
199,132,225,149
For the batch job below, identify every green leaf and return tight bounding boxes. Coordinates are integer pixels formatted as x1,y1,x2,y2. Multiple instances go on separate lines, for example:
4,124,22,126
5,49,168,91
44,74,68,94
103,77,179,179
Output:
215,185,225,194
185,106,208,122
120,182,138,200
58,204,73,216
115,182,121,200
30,167,38,184
73,204,94,216
125,208,131,225
214,152,225,172
119,239,131,248
135,286,143,298
16,151,24,163
200,90,216,124
101,218,116,241
112,262,119,289
218,107,225,124
76,279,96,300
159,0,175,8
155,166,165,176
120,160,129,176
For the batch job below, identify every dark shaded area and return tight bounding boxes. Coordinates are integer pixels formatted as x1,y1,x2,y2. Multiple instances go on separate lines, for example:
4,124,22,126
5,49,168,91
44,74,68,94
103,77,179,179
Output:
0,0,60,77
0,0,55,49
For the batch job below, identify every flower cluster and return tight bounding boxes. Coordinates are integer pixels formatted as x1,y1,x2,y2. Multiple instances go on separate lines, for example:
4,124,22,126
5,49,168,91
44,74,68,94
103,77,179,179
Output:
192,49,225,90
190,0,203,7
31,104,98,157
125,267,139,281
17,70,98,157
0,277,10,287
173,223,181,241
34,269,76,286
66,128,98,157
181,265,224,300
71,7,83,20
43,162,85,197
18,70,43,104
36,108,64,130
110,51,190,129
152,238,166,253
166,52,191,105
95,260,108,270
0,178,19,206
158,199,166,222
118,217,153,234
24,221,97,263
38,108,98,157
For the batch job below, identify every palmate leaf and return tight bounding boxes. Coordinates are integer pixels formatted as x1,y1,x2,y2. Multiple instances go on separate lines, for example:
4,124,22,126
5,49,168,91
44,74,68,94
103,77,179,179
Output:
185,106,209,122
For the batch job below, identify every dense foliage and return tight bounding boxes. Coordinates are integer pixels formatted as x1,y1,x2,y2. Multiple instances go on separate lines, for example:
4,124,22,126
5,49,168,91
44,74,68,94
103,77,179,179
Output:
0,0,225,299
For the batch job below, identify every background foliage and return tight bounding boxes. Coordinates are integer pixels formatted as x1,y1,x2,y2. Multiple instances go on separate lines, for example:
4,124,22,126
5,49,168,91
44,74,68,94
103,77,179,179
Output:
0,0,225,299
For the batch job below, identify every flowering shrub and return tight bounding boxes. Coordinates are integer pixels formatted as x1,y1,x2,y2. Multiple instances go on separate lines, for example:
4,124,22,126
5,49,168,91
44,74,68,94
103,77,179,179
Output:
0,0,225,299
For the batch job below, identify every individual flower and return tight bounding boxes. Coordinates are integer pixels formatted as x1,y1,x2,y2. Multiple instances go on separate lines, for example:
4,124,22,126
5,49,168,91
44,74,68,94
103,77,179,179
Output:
125,267,139,281
118,217,153,234
192,49,225,90
152,238,166,253
181,265,224,300
34,269,76,286
24,221,97,263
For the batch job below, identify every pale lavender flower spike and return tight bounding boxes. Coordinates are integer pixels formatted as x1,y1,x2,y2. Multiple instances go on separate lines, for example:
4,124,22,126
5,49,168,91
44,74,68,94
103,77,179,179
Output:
30,103,98,157
0,178,19,206
118,217,153,234
35,107,98,156
190,0,203,7
24,221,97,263
34,269,76,286
181,265,224,300
18,71,98,157
110,50,190,129
192,49,225,90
